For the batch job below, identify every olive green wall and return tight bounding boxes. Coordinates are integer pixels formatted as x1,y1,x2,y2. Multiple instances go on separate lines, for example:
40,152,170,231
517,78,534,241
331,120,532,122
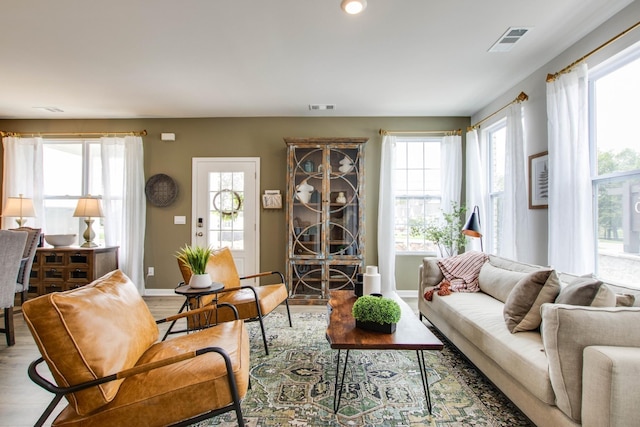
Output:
0,116,469,292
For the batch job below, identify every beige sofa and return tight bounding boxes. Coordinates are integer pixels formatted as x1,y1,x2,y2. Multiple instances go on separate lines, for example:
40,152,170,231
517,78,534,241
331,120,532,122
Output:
418,255,640,427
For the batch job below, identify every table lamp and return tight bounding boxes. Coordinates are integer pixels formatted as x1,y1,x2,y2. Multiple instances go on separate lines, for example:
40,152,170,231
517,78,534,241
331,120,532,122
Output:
2,194,36,226
73,195,104,247
462,205,483,252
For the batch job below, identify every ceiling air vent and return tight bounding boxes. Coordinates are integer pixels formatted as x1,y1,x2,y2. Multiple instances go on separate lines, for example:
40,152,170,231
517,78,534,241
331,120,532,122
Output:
488,27,531,53
309,104,336,111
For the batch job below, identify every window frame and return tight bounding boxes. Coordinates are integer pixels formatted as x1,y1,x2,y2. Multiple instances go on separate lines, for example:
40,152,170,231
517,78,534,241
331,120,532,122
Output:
588,41,640,286
393,136,443,256
483,119,507,255
42,138,105,243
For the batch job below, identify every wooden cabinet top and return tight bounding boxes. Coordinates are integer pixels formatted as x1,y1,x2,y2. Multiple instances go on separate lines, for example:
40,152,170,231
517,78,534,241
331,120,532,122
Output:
37,246,119,253
284,137,368,146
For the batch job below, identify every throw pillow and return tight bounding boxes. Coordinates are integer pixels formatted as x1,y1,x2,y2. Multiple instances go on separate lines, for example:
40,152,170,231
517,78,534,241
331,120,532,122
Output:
555,277,616,307
503,269,561,333
616,293,636,307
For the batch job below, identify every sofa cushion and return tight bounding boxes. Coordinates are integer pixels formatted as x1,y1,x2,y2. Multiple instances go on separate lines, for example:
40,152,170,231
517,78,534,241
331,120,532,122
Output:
503,269,561,333
540,304,640,422
478,262,528,303
555,277,616,307
22,270,159,416
429,292,556,404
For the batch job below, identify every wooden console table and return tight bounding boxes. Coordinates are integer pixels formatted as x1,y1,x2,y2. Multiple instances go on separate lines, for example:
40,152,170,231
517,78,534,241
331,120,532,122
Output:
29,246,119,296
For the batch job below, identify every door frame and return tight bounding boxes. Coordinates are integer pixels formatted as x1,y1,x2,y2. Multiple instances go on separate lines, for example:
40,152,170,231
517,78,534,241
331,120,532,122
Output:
191,157,260,276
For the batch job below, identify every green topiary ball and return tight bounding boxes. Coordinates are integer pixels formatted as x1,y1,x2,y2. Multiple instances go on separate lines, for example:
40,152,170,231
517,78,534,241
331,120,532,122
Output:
352,295,401,325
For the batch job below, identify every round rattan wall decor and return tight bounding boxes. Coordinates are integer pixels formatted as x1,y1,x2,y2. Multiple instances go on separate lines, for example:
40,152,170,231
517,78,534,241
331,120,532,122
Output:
145,173,178,207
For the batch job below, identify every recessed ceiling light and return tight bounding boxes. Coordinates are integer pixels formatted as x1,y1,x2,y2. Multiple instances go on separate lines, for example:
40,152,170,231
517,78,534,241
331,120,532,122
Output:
341,0,367,15
33,106,64,113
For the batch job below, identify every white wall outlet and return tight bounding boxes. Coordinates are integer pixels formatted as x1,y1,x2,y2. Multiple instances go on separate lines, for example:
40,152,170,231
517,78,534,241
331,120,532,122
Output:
148,267,155,276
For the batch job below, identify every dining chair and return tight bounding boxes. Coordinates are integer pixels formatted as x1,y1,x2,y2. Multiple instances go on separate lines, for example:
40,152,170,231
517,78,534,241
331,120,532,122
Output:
11,227,41,304
0,229,28,346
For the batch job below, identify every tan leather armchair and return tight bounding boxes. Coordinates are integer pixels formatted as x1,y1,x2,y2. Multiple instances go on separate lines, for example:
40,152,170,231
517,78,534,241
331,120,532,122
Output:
178,246,291,355
22,270,250,427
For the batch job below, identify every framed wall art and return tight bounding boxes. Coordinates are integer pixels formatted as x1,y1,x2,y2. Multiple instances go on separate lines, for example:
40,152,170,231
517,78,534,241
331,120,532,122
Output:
529,151,549,209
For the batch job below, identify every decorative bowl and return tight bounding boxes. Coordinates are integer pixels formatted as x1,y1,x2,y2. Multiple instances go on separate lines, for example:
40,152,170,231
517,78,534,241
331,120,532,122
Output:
45,234,76,247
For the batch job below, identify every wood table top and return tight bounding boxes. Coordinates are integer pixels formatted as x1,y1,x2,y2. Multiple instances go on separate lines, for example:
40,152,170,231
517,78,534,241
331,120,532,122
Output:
326,290,444,351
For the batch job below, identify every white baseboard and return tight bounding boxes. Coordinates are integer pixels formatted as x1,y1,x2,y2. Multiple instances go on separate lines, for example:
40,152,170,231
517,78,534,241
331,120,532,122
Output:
396,289,417,299
144,289,180,297
145,288,418,298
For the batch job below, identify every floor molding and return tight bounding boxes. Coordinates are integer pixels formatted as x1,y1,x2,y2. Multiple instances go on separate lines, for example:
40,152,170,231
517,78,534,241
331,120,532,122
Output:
145,288,418,298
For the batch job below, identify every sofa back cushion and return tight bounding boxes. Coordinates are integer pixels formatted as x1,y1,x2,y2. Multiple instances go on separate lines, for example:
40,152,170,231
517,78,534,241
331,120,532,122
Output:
477,256,542,303
541,304,640,422
22,270,159,415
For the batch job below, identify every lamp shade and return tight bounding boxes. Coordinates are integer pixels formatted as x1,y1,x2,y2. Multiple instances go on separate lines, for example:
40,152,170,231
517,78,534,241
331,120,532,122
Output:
462,213,481,238
73,196,104,218
2,194,36,218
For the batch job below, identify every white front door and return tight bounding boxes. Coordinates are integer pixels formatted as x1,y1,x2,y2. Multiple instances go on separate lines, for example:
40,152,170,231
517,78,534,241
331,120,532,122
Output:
192,157,260,278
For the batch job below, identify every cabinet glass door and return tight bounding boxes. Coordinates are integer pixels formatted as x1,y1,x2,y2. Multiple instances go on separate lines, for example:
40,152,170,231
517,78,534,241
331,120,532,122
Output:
291,147,323,258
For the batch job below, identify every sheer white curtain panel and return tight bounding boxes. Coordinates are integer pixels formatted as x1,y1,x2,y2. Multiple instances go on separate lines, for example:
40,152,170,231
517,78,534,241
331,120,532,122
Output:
465,129,486,252
440,134,462,217
501,103,530,261
100,136,146,293
378,134,396,294
1,137,44,229
546,64,594,274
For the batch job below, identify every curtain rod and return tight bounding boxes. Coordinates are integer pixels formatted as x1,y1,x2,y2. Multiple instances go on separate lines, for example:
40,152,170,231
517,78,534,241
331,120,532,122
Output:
547,20,640,82
0,130,147,138
379,129,462,136
467,91,528,132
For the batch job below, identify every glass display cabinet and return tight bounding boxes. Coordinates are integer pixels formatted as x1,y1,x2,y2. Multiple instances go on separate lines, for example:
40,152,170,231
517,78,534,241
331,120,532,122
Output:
284,137,368,302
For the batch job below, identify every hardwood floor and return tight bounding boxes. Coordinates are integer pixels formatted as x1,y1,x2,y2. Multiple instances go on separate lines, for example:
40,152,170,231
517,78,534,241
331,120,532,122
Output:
0,296,417,427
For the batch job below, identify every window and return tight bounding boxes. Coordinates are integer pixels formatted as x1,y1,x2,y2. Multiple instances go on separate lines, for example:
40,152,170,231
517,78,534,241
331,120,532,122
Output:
42,139,105,244
589,42,640,287
485,120,506,255
393,137,442,253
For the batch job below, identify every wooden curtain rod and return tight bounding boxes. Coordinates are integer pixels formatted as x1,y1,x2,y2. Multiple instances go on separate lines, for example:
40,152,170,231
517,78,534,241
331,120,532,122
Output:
379,129,462,136
546,20,640,82
0,130,147,138
467,91,528,132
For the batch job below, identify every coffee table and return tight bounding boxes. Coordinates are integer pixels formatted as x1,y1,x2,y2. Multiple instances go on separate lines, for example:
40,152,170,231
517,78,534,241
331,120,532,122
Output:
326,290,443,414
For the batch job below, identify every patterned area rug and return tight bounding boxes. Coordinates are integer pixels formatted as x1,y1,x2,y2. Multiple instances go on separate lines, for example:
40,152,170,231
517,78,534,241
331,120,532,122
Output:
197,312,534,427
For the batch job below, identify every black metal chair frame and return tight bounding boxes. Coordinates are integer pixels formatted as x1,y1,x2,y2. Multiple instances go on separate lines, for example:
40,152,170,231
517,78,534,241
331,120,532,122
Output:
183,270,292,355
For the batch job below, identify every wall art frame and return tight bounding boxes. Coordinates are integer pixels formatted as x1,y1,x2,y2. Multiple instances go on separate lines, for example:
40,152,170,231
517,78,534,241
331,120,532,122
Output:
529,151,549,209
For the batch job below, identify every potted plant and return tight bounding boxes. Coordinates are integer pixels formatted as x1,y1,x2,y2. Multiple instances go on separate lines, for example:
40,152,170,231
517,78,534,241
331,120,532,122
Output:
175,244,213,288
352,295,401,334
410,202,467,257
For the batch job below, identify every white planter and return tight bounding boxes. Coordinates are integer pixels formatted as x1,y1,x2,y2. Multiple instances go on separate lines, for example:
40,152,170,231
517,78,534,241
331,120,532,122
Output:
189,273,211,289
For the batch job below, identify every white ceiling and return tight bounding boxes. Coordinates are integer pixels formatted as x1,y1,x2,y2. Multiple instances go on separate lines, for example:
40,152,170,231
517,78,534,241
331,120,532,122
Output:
0,0,634,119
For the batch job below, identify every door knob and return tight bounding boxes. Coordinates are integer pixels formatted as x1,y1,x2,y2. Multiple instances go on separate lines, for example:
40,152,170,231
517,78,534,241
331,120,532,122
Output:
196,232,204,237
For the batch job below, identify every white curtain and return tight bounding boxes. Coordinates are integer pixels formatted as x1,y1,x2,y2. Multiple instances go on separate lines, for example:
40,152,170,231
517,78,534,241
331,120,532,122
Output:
378,134,396,294
547,64,594,274
440,134,462,216
101,136,146,292
465,129,486,252
1,137,44,229
501,103,530,260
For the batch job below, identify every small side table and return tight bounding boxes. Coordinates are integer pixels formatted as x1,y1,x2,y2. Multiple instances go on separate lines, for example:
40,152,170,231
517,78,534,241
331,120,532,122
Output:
163,282,237,340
